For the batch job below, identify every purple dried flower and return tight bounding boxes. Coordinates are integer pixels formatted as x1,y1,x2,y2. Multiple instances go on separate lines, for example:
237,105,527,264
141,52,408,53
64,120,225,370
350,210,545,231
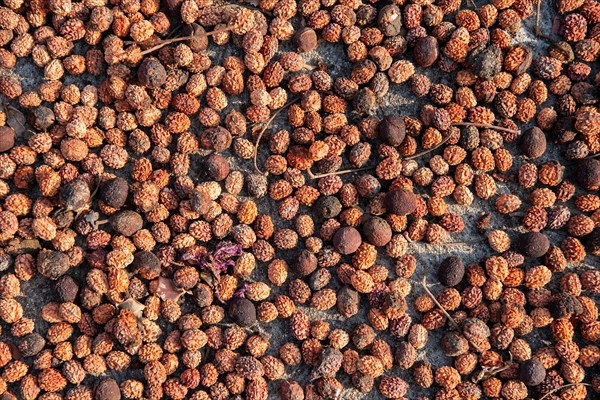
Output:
233,283,250,299
181,242,243,282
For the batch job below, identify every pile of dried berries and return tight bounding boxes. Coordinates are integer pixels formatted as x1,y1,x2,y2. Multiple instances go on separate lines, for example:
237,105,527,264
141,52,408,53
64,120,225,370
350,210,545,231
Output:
0,0,598,399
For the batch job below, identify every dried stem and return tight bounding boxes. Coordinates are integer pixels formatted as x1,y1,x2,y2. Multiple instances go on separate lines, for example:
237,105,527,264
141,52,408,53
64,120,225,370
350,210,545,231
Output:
253,98,299,175
420,276,461,330
539,383,591,400
536,0,542,37
307,166,374,180
421,276,485,353
404,132,455,160
138,26,230,56
452,122,521,135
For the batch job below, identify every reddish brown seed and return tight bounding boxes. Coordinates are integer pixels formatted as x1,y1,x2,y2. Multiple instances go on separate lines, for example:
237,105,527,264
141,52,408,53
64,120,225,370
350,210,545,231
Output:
379,115,406,146
294,250,317,276
294,27,318,53
94,378,121,400
205,153,230,181
413,36,439,67
0,126,15,152
361,216,392,247
333,226,362,255
385,189,417,216
576,159,600,189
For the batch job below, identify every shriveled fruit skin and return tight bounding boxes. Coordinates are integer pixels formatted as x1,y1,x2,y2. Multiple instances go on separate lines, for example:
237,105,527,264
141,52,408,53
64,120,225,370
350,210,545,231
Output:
109,210,143,237
0,126,14,152
294,250,317,276
131,251,161,280
137,57,167,88
60,179,90,211
37,250,70,280
294,27,317,53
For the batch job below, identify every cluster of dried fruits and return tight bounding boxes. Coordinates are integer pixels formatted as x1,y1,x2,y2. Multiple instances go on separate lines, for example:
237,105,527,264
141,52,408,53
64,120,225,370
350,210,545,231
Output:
0,0,599,399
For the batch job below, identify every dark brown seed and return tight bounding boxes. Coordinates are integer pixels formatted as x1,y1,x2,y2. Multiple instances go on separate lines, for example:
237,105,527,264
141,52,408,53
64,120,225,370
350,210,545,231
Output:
18,333,46,357
413,36,439,68
517,232,550,258
191,188,211,215
109,210,143,237
228,297,257,327
0,126,14,152
437,256,465,287
99,177,129,209
361,216,392,247
138,57,167,88
519,359,546,386
333,226,362,255
131,251,161,280
314,196,342,219
385,189,417,216
294,27,318,53
584,229,600,256
94,378,121,400
520,127,547,158
60,179,91,212
205,153,230,181
378,115,406,146
37,250,70,280
576,158,600,189
294,249,317,276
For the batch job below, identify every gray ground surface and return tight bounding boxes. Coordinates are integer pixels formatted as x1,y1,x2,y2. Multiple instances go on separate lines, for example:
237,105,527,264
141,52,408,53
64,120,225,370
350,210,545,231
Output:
6,1,598,399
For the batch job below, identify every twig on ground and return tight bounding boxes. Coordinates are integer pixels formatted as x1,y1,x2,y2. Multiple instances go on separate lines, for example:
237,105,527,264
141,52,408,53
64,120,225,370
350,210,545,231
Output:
405,132,455,160
253,98,299,175
452,122,521,135
421,276,485,353
539,383,591,400
307,166,374,180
